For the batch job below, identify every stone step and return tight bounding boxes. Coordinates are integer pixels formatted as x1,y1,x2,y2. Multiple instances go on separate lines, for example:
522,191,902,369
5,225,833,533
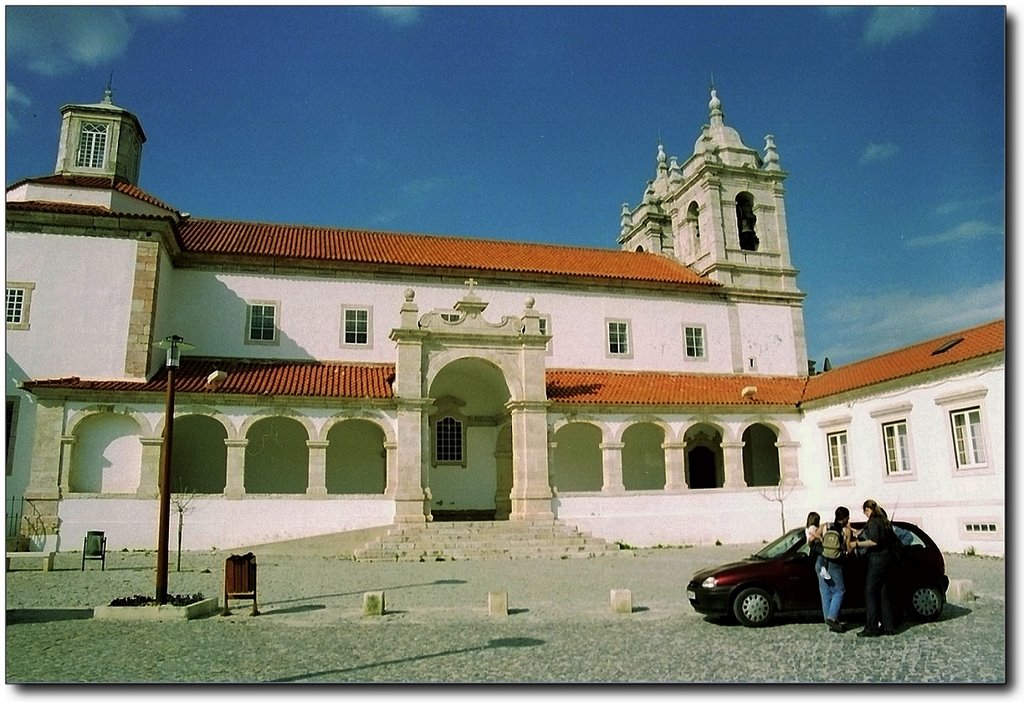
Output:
353,520,618,562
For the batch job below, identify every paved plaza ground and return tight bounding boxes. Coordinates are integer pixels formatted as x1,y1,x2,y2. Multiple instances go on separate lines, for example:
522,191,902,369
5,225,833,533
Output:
4,543,1007,684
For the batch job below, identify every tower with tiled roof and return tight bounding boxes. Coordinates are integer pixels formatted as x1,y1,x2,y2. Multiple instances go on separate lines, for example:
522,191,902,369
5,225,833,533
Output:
53,86,146,185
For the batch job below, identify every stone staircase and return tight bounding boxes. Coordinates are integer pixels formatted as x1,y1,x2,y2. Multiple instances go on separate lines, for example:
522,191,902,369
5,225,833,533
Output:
352,519,621,562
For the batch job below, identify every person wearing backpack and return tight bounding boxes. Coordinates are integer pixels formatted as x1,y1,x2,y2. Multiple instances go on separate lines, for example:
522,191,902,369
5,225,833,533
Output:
818,506,853,633
853,499,897,637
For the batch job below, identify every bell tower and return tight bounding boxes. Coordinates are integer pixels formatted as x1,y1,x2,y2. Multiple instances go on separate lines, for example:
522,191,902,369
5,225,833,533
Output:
619,88,803,303
53,86,146,184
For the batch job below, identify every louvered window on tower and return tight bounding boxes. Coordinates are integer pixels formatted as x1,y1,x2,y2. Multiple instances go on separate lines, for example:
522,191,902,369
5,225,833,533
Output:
76,122,108,169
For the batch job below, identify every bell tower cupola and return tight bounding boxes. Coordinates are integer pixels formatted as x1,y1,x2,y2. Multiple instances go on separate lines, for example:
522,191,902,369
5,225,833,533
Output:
54,86,146,184
619,87,803,303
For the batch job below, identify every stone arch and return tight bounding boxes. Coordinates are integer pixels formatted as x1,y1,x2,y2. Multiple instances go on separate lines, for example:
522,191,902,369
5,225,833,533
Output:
67,404,152,437
621,421,667,490
322,410,396,446
742,422,781,487
683,421,725,489
69,411,144,493
550,421,603,493
170,414,228,494
425,349,519,402
154,405,237,441
238,408,316,443
736,191,759,251
243,415,309,494
325,419,387,494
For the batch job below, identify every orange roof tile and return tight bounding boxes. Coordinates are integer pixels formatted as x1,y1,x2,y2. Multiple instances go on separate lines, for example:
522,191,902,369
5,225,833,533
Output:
802,319,1005,402
7,174,179,212
177,218,718,288
546,368,806,406
22,358,396,400
6,200,173,220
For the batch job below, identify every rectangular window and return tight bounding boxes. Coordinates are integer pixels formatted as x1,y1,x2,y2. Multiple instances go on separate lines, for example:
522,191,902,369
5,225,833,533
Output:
538,315,552,353
607,320,631,357
342,307,371,346
6,283,34,330
76,122,108,169
684,325,706,359
882,420,912,475
434,416,464,464
950,407,986,469
827,430,849,480
246,302,278,344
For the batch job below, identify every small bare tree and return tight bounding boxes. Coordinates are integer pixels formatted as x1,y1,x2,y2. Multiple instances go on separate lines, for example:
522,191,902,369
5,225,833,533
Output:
761,477,796,533
170,484,197,572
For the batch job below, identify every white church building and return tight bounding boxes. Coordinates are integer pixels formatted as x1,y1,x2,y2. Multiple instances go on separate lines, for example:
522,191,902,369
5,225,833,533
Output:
5,88,1004,557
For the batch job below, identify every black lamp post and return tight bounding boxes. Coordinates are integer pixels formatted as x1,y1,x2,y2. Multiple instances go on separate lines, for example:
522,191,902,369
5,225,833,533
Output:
154,334,193,604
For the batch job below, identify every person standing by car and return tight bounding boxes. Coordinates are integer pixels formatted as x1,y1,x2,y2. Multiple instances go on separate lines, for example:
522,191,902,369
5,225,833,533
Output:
818,506,853,633
854,499,897,636
805,512,830,586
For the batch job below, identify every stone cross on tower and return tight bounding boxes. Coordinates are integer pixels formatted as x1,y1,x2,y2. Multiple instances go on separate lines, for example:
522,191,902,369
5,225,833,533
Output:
464,278,478,295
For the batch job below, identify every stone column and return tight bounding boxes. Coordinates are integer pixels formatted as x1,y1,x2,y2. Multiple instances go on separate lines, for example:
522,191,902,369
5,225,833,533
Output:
137,436,163,498
599,442,625,494
507,400,553,521
494,447,513,520
383,441,398,496
393,400,430,523
306,440,330,496
662,442,688,491
776,440,801,487
224,439,248,499
721,441,746,489
22,399,65,549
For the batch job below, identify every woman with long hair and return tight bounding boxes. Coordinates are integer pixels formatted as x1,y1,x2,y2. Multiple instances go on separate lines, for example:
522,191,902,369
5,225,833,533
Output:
853,499,897,636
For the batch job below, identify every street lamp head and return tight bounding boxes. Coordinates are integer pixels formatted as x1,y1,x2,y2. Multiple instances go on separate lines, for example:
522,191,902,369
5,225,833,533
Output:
154,335,195,368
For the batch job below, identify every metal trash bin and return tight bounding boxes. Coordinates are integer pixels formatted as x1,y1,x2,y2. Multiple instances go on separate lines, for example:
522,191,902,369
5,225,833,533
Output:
222,552,259,615
82,530,107,570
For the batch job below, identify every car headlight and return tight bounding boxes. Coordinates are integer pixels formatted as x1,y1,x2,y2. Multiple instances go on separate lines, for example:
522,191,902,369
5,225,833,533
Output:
701,576,718,589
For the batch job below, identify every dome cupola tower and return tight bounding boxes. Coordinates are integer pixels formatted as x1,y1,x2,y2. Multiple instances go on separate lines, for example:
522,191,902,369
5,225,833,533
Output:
53,86,146,184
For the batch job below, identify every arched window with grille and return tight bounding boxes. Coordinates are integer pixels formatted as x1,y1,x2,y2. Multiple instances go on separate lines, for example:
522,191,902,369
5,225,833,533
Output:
76,122,108,169
434,415,464,465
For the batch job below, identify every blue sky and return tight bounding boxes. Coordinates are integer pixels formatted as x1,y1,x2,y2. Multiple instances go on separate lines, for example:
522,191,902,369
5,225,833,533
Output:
4,5,1006,367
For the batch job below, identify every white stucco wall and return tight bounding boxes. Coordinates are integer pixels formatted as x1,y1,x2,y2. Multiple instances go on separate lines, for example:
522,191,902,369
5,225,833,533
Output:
5,230,137,380
158,268,801,375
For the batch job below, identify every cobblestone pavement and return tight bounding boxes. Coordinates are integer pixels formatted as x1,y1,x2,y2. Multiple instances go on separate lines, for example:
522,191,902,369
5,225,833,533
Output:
4,545,1006,684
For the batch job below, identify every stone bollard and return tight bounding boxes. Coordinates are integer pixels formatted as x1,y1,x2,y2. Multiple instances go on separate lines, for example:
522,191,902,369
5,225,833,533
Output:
488,590,509,617
611,589,632,614
947,579,975,603
363,591,386,616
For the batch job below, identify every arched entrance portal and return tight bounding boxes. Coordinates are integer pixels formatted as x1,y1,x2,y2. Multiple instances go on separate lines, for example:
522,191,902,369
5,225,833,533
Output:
427,357,512,521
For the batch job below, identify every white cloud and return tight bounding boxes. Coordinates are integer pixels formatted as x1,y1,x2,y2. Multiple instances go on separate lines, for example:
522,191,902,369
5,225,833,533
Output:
934,191,1005,216
6,6,183,76
6,82,32,131
402,176,450,198
858,142,899,165
372,7,423,27
863,7,937,46
905,220,1003,248
817,280,1004,365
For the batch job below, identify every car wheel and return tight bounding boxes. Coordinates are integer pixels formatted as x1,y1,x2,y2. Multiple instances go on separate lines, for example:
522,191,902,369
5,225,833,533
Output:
731,587,775,627
908,585,945,621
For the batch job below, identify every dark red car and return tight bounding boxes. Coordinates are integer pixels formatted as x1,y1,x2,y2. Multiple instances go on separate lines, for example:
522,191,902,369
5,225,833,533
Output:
686,521,949,627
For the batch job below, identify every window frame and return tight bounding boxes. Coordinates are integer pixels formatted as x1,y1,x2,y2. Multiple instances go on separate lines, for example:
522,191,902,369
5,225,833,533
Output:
605,318,633,359
538,314,553,355
826,429,850,481
949,406,987,470
683,324,707,361
881,419,913,476
245,300,280,345
75,120,109,169
341,306,373,348
6,282,35,331
433,414,466,467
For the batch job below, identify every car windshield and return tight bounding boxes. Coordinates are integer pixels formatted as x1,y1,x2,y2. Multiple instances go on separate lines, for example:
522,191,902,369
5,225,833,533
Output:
751,528,805,560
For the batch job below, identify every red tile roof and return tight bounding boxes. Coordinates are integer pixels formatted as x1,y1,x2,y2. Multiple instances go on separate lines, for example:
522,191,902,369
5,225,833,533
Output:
802,319,1005,402
7,174,178,213
6,200,173,220
22,358,397,400
547,369,806,406
176,218,718,287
